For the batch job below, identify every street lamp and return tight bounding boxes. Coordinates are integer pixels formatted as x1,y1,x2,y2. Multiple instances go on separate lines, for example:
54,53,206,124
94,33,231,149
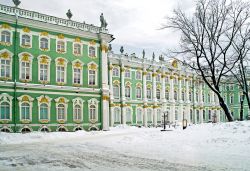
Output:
161,111,168,131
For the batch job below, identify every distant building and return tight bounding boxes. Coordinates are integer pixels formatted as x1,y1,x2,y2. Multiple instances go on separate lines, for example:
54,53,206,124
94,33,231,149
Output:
0,3,248,133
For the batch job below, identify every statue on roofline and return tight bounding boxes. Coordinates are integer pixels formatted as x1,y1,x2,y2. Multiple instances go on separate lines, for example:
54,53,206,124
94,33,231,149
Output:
13,0,21,7
100,13,108,28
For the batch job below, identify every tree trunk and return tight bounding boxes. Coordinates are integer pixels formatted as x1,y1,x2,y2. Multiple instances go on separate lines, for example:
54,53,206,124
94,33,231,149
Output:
218,95,234,121
244,93,250,119
240,95,245,121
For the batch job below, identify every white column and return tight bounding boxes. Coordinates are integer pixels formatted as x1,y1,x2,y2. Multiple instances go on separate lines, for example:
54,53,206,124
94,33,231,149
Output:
101,41,109,131
161,72,166,102
178,76,182,102
110,106,114,127
170,75,174,102
122,106,126,125
199,82,203,105
144,106,147,127
186,78,190,103
121,64,125,101
179,104,183,124
170,104,175,123
153,107,157,126
200,109,203,123
109,63,113,100
186,105,191,123
217,109,220,122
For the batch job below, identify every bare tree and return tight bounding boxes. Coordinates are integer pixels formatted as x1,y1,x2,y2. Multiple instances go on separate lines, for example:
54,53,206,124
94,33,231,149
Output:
163,0,250,121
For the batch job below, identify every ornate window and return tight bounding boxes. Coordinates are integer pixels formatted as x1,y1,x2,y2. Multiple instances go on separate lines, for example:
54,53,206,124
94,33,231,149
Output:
125,107,132,123
182,91,185,101
165,77,169,84
0,93,13,121
174,78,178,84
37,95,52,122
165,89,169,100
189,91,192,101
1,31,11,43
88,46,96,57
124,69,130,78
208,110,211,120
230,95,234,104
112,67,119,77
19,52,33,82
147,88,152,99
175,110,178,120
0,49,13,80
136,108,143,123
203,110,206,120
55,57,68,85
38,55,51,83
40,37,49,50
114,107,121,123
88,62,98,86
57,40,66,53
72,59,83,86
88,98,99,122
157,109,162,123
55,97,69,122
146,73,151,81
72,98,84,122
136,87,142,99
147,108,153,122
196,92,199,102
196,110,200,122
174,90,178,101
17,95,34,122
125,85,131,98
136,71,142,80
208,93,211,103
73,43,81,55
113,85,120,99
21,34,31,47
156,89,161,100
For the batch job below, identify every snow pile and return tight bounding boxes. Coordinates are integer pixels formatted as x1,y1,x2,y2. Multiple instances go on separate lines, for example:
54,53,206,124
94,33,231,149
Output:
0,121,250,171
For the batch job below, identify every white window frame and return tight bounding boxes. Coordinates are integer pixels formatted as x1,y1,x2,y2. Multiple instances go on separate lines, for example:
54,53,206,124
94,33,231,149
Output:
88,45,97,58
18,52,33,82
87,62,98,86
37,95,52,122
72,59,83,86
156,89,161,100
0,93,13,121
113,107,121,123
73,42,82,56
125,85,131,98
136,87,142,99
156,74,161,82
146,72,152,81
136,71,142,80
136,107,143,123
56,39,66,53
0,29,12,45
17,95,34,122
55,97,69,122
113,84,120,99
125,107,132,123
147,108,153,122
39,36,50,51
147,88,152,100
72,97,84,122
112,67,120,77
20,34,32,48
38,55,51,83
55,57,68,85
124,69,131,78
0,49,13,80
88,98,99,122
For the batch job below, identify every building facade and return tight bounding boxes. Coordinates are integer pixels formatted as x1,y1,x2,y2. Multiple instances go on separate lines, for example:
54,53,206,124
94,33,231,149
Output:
0,4,249,133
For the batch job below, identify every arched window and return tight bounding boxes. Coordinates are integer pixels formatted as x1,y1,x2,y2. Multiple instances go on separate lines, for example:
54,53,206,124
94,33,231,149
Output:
136,108,142,123
175,110,178,120
196,92,199,102
73,67,81,84
57,40,65,52
21,34,31,46
182,91,185,101
125,86,131,98
136,87,142,99
147,109,152,122
126,108,132,123
57,65,65,83
196,110,200,123
156,89,161,100
174,91,178,101
136,71,142,80
165,77,169,84
146,73,151,81
74,104,81,120
190,109,193,122
0,102,10,120
208,110,211,120
157,109,161,123
21,102,30,120
1,31,10,43
0,58,10,78
156,75,161,82
21,60,31,80
165,90,169,100
230,95,234,104
113,68,119,77
189,91,192,101
73,43,81,55
114,108,121,123
57,104,65,120
203,110,206,120
40,103,48,120
147,88,152,99
89,46,96,57
113,85,120,99
40,38,48,49
89,105,96,120
125,69,130,78
208,94,211,103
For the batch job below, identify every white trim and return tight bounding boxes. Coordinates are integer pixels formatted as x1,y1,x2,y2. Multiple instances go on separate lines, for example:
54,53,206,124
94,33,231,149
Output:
72,97,84,122
72,59,84,86
146,108,153,122
0,126,13,132
125,107,133,123
36,95,52,122
87,61,98,86
18,52,34,82
136,107,143,124
112,67,120,77
19,32,32,48
39,35,50,51
19,126,33,133
72,42,83,56
0,93,13,121
0,49,13,80
113,107,121,124
88,98,99,122
56,125,68,132
55,57,68,85
38,125,51,132
37,55,51,83
55,97,69,122
0,29,13,45
88,44,97,58
56,38,67,54
17,95,34,122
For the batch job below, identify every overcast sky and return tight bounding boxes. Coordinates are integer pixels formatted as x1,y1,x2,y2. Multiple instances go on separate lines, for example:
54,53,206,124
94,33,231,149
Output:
0,0,195,59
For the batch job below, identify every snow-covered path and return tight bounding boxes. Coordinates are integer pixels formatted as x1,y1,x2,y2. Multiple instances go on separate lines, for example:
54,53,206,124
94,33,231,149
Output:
1,121,250,171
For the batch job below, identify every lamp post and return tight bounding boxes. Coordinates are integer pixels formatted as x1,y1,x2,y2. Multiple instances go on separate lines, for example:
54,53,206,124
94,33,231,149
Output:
161,111,168,131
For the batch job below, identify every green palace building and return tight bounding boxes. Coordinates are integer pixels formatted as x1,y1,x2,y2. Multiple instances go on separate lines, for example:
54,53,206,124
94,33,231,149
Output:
0,3,249,133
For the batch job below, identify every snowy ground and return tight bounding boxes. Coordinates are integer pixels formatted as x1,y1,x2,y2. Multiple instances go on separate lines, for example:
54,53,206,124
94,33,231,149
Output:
1,121,250,171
